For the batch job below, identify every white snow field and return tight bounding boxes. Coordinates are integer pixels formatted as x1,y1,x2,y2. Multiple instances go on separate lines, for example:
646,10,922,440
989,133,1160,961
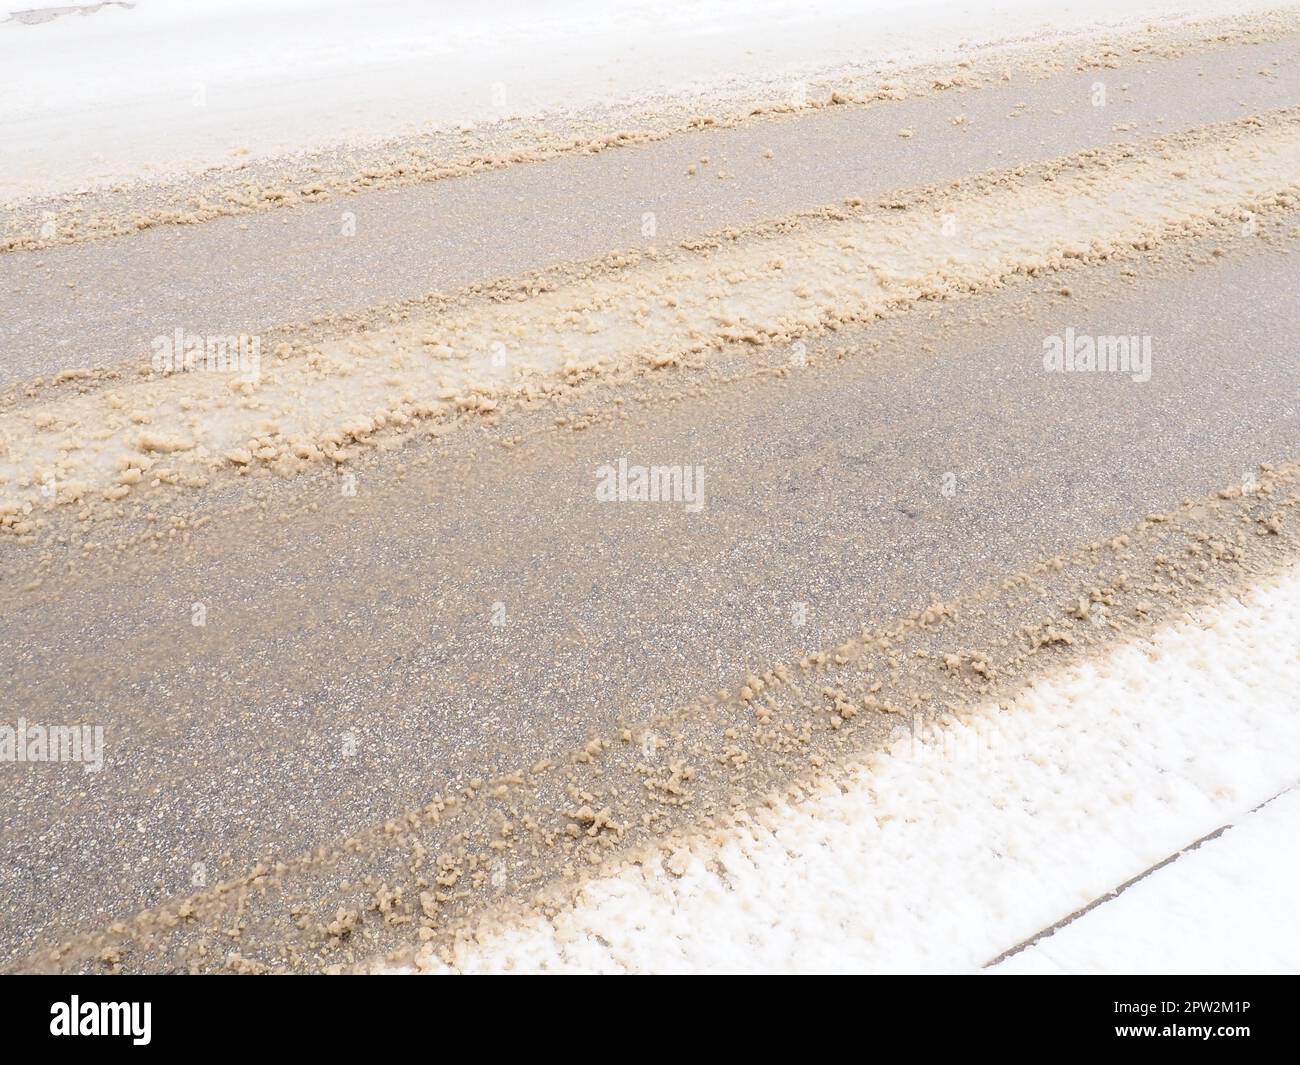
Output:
422,565,1300,973
993,787,1300,975
1,0,1291,201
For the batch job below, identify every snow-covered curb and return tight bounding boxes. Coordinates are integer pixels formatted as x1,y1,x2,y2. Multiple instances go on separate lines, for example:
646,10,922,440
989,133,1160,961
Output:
419,563,1300,973
2,0,1290,201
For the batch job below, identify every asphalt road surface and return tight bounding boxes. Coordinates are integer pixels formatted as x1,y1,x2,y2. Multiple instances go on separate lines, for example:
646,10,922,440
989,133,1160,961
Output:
2,28,1299,970
3,36,1300,386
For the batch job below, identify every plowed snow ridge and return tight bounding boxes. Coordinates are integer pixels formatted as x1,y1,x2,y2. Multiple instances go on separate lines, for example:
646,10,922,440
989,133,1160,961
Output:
412,564,1300,974
5,116,1300,517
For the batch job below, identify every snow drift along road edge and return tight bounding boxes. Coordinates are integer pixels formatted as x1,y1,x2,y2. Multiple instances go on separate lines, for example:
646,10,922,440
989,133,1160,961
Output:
411,563,1300,974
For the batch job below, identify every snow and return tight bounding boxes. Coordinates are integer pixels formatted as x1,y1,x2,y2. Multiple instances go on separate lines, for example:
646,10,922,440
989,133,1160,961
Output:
992,787,1300,975
1,0,1288,201
8,110,1298,510
422,564,1300,973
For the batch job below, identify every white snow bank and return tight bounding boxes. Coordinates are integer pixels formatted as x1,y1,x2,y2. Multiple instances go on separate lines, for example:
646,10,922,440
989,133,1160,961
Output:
992,786,1300,975
1,0,1289,201
425,564,1300,973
